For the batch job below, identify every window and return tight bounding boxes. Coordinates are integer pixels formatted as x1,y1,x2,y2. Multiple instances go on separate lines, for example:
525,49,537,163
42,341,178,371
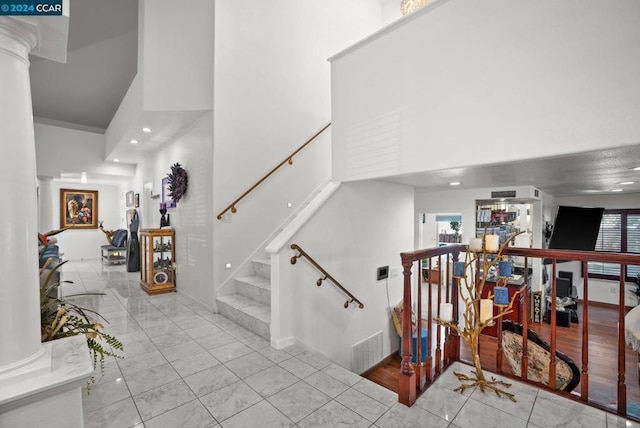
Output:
588,209,640,281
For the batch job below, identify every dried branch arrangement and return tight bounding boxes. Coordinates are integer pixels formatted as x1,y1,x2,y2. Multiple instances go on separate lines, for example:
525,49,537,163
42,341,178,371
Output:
436,231,524,401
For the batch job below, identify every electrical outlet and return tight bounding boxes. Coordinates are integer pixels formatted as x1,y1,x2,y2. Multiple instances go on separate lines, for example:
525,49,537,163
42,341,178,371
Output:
610,286,617,294
390,267,400,278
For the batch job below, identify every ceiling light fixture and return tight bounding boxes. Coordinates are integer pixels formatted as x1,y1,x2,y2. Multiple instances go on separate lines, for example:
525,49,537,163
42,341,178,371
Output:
632,166,640,171
449,182,461,186
619,181,634,185
114,159,120,163
611,188,623,192
142,127,151,133
130,139,138,144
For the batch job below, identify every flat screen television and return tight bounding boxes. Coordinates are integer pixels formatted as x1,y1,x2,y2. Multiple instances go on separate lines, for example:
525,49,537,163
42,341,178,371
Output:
547,205,604,256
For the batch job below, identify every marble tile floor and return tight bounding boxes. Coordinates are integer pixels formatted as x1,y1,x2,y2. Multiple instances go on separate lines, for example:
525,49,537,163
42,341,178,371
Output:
62,260,639,428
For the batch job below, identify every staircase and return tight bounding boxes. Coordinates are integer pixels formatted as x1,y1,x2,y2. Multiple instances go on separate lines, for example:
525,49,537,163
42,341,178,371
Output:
216,259,271,339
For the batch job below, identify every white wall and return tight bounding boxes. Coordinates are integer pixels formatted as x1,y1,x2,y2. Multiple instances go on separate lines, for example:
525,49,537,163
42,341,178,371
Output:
380,0,402,24
131,113,215,308
212,0,383,290
331,0,640,182
274,180,414,369
550,192,640,305
140,0,213,111
48,181,122,261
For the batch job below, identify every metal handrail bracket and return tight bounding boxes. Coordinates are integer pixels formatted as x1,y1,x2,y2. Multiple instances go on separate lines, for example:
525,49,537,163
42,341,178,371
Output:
217,123,331,220
290,243,364,309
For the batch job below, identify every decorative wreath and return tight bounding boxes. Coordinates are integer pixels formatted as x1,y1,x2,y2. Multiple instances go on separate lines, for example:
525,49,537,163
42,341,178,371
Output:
167,163,188,204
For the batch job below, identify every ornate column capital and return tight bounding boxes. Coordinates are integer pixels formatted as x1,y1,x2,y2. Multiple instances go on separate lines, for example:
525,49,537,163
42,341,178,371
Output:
0,18,38,63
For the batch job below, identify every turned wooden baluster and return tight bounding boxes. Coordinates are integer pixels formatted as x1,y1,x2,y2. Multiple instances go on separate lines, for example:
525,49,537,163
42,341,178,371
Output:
399,257,416,406
580,261,590,402
618,264,627,415
415,258,426,392
521,257,530,381
448,251,461,363
435,255,443,376
549,262,557,390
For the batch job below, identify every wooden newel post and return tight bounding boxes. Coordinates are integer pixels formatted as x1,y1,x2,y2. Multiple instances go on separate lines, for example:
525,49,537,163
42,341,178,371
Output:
398,256,416,406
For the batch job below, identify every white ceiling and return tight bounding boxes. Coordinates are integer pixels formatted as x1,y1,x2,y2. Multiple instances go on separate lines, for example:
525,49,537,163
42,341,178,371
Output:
381,145,640,196
30,0,138,133
26,0,640,196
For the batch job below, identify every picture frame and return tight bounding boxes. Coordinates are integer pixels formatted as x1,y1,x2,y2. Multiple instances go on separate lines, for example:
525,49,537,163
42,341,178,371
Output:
60,189,98,229
161,177,176,208
126,190,135,208
134,193,140,208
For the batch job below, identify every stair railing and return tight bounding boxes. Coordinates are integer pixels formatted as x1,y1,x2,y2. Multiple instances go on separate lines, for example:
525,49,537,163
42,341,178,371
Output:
398,243,640,421
216,122,331,220
290,243,364,309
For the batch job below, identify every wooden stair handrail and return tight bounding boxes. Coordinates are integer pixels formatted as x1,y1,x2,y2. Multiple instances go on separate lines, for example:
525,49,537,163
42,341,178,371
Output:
290,244,364,309
217,123,331,220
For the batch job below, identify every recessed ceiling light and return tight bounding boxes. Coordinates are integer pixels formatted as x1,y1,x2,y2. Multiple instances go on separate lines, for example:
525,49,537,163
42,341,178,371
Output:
619,181,634,185
114,159,120,163
611,188,623,192
449,181,461,186
632,166,640,171
142,127,151,133
130,139,138,144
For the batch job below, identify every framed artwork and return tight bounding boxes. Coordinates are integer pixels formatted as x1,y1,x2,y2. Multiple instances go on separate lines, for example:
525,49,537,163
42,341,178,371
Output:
162,177,176,208
60,189,98,229
126,190,135,208
134,193,140,208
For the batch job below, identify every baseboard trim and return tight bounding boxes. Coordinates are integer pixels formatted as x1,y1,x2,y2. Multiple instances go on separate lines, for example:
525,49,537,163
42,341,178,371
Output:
271,336,296,350
359,351,396,376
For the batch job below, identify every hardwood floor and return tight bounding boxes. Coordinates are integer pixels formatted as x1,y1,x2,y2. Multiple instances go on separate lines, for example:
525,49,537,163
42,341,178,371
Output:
363,302,640,412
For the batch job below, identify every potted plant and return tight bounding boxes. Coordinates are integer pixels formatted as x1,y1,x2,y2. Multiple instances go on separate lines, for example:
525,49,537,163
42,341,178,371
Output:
39,230,123,390
450,220,461,243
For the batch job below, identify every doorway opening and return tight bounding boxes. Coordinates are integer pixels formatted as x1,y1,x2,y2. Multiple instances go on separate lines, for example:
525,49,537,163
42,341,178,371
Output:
420,213,463,249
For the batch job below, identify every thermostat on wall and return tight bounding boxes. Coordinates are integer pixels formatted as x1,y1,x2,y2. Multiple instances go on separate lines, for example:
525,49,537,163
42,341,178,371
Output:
377,266,389,281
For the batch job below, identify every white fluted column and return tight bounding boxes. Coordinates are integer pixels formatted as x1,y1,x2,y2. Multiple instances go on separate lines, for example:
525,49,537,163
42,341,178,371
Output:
0,17,43,372
37,176,55,232
0,12,90,428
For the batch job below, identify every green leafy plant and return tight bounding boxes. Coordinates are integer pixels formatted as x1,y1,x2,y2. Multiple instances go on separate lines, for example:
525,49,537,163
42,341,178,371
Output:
39,234,123,391
450,220,461,241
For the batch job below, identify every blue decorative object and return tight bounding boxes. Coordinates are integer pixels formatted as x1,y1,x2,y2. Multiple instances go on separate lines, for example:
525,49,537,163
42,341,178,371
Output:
397,328,428,363
494,286,509,305
498,260,512,278
453,261,466,277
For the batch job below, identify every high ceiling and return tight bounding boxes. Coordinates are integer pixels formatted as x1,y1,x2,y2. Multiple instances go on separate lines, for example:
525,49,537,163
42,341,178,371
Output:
26,0,640,196
30,0,138,133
